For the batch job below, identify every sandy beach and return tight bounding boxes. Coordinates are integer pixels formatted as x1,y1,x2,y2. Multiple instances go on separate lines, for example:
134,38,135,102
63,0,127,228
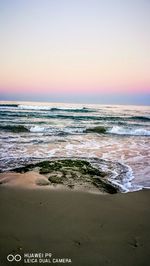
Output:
0,177,150,266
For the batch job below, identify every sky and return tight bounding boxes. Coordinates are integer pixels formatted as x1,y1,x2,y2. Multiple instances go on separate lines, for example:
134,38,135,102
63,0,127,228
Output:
0,0,150,105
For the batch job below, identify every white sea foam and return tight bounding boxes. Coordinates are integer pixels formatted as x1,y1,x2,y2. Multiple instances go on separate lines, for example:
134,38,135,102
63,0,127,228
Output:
63,127,84,134
30,126,46,132
18,104,87,112
29,126,59,134
87,158,139,193
29,125,84,134
108,126,150,136
109,163,134,192
18,105,51,110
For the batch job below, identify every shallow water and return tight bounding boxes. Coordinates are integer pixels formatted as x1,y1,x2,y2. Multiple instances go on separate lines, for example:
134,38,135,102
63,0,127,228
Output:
0,101,149,192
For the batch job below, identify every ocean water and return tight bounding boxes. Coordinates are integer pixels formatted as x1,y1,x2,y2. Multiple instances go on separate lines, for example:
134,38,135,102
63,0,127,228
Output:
0,101,150,192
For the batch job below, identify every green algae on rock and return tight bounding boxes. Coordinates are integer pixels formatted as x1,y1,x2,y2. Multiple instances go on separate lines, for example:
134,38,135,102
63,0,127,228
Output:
10,159,119,194
85,126,107,134
0,125,29,133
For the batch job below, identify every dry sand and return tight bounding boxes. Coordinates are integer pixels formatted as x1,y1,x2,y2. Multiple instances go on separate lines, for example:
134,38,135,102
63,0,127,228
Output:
0,175,150,266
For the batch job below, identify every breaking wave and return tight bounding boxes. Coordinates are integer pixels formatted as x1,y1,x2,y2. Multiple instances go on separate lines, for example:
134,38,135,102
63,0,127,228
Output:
29,126,46,133
50,107,93,113
1,123,150,136
108,126,150,136
18,105,93,113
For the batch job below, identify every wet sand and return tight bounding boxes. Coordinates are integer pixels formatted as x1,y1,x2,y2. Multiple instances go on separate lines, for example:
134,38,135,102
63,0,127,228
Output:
0,181,150,265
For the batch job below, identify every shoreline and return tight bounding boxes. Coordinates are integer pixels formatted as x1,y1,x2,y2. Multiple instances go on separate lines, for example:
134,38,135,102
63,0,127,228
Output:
0,158,135,194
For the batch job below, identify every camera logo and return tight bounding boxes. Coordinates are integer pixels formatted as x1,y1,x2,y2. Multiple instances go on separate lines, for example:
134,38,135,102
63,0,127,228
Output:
7,254,22,262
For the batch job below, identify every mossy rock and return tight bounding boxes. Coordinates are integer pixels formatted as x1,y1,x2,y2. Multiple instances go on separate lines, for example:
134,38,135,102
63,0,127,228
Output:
92,177,118,194
13,164,35,173
36,178,50,186
10,159,118,194
48,175,63,184
0,125,29,133
40,168,51,174
37,161,51,169
68,184,74,189
85,126,107,134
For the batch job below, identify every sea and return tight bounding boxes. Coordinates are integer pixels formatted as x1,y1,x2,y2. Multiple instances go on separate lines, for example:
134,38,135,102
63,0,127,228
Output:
0,101,150,193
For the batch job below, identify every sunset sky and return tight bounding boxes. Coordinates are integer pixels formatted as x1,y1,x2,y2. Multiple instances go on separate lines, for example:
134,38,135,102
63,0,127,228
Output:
0,0,150,104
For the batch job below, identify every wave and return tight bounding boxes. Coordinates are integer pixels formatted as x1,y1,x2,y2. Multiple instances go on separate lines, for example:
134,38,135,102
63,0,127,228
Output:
1,123,149,136
50,107,93,113
0,104,18,108
29,126,67,134
45,115,125,121
108,126,150,136
18,105,52,111
130,116,150,121
108,161,135,192
0,111,42,118
0,125,29,133
0,112,109,120
29,126,84,135
30,126,47,133
18,105,93,113
85,125,150,136
1,109,149,124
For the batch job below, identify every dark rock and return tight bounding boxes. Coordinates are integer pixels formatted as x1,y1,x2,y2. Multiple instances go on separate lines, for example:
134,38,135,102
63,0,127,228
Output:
85,126,107,134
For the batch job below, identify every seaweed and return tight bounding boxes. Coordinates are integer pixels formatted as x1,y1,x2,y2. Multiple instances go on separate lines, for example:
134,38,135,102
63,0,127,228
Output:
10,159,118,194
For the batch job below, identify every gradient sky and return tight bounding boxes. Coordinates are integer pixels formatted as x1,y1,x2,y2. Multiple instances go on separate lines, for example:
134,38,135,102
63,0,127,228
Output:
0,0,150,104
